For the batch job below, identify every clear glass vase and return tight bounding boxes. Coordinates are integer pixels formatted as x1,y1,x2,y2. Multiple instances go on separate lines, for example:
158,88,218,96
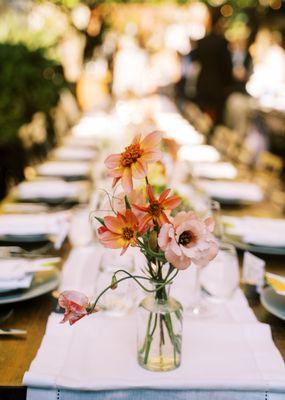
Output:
137,283,183,372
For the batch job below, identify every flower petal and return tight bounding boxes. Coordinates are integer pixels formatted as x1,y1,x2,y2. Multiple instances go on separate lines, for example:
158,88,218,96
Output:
159,188,171,203
158,223,172,250
146,184,156,202
157,212,171,225
162,195,181,210
204,217,215,233
122,168,133,193
99,231,125,249
104,216,124,233
141,150,162,163
105,154,121,169
112,177,121,188
132,204,148,212
131,160,147,179
141,131,162,151
165,248,191,270
59,290,89,309
139,214,152,231
125,209,138,227
108,167,124,178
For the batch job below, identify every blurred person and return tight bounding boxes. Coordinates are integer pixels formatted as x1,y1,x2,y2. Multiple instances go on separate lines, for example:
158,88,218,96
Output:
225,27,254,136
247,27,285,101
189,7,233,124
112,35,150,98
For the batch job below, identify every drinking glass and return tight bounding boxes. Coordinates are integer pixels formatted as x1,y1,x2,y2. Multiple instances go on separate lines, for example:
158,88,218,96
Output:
94,249,137,316
186,263,215,317
210,200,225,241
201,242,240,302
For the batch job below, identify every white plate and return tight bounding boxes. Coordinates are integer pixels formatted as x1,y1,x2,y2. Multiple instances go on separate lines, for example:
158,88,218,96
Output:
260,286,285,320
0,269,60,305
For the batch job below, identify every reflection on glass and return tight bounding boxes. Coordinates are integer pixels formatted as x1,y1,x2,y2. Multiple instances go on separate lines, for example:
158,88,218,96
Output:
201,242,240,302
210,200,224,241
95,249,137,316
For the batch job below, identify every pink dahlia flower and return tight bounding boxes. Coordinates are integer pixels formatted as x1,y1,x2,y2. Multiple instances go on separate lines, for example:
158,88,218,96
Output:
104,131,162,193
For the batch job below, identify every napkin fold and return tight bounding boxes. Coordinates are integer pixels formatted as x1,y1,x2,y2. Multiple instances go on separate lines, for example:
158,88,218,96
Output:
224,217,285,247
37,162,90,178
178,145,220,163
199,181,263,202
0,258,57,292
0,212,69,236
192,163,238,180
53,147,97,161
16,180,89,201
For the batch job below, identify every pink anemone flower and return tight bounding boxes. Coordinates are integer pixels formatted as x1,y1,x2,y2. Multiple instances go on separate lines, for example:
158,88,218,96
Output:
158,211,218,270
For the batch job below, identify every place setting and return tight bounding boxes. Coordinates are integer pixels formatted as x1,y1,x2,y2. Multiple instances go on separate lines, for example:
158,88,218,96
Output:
198,180,264,206
0,257,61,306
11,179,91,207
223,216,285,255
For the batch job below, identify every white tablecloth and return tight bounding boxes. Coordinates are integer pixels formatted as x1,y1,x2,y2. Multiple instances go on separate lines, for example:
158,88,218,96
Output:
24,246,285,399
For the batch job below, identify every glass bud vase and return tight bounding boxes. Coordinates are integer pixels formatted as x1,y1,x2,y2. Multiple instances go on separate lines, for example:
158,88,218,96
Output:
137,283,183,372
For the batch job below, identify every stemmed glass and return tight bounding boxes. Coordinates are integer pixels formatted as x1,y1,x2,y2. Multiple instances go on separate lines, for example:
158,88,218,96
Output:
186,201,235,317
210,200,225,241
201,242,240,303
94,249,137,317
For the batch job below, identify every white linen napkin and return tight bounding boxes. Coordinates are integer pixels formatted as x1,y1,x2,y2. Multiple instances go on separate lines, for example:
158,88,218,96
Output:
24,246,285,391
192,163,237,180
0,258,55,292
0,213,68,236
16,180,89,201
37,162,90,178
199,181,263,202
224,217,285,247
0,212,70,248
52,147,97,162
178,145,220,163
24,313,285,391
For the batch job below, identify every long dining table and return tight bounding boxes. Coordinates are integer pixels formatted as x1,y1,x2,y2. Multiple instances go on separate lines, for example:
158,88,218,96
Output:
0,198,284,400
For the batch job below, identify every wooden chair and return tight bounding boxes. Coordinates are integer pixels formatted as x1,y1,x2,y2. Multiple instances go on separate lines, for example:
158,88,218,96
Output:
256,151,283,176
254,151,283,195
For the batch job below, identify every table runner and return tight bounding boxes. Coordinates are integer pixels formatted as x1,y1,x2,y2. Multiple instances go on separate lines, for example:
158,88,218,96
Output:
24,246,285,399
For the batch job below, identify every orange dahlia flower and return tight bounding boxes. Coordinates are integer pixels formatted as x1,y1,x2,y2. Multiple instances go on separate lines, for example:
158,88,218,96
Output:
133,185,181,230
104,131,162,193
98,209,140,254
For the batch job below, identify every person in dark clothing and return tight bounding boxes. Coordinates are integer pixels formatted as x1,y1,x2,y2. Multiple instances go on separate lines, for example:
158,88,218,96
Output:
190,9,233,124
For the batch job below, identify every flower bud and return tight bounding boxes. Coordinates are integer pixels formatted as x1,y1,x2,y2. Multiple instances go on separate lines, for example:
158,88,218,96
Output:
148,230,158,252
111,275,118,290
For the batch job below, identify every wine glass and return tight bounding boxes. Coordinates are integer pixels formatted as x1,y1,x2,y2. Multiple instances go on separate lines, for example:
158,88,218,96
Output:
201,242,240,303
210,200,225,241
94,249,137,317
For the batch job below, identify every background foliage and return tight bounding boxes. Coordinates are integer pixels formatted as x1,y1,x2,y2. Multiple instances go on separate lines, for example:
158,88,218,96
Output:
0,43,65,144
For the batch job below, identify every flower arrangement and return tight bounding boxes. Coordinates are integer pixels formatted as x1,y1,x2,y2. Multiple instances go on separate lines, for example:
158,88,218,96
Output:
59,131,218,371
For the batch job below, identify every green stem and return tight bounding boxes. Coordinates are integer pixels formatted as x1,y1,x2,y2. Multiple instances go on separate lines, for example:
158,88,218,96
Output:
143,314,158,365
139,312,153,354
89,269,179,313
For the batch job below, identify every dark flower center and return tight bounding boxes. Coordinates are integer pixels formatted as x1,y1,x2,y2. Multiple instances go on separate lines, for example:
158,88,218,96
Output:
122,227,135,241
121,143,143,167
148,201,163,217
179,230,195,246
